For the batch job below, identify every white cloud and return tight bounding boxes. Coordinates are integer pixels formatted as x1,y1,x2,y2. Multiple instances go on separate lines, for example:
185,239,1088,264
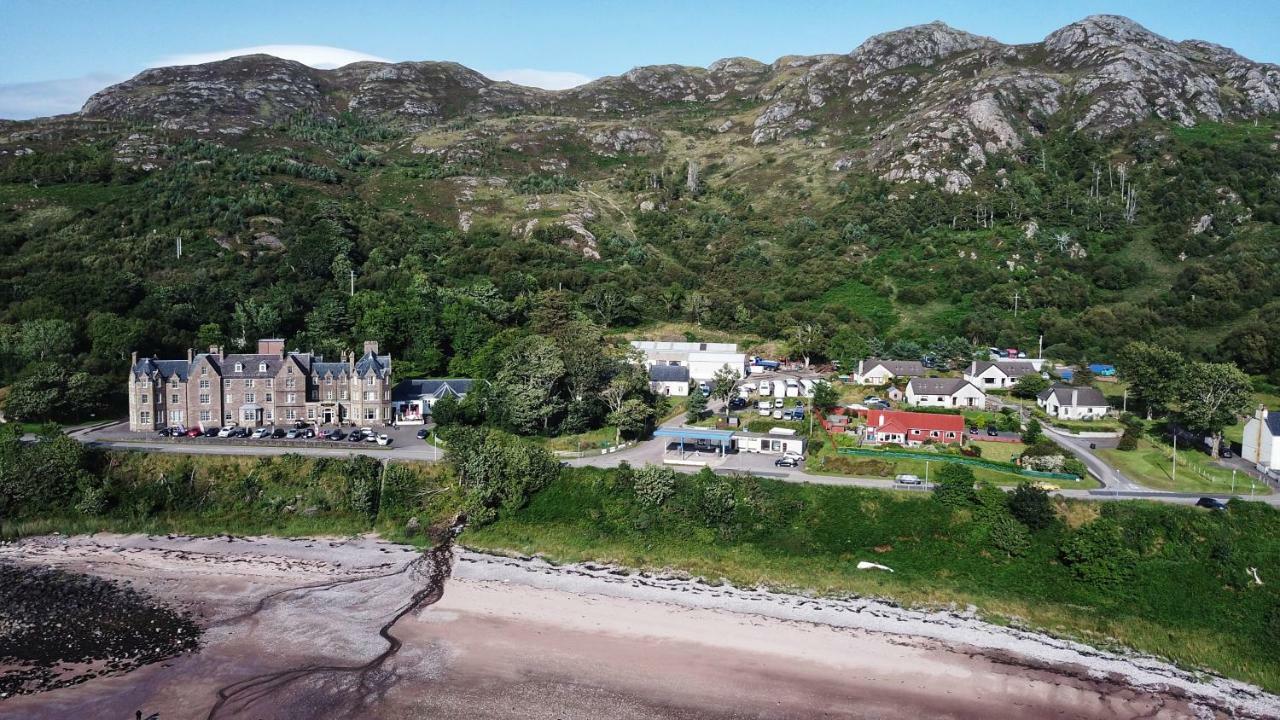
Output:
154,45,392,69
0,73,122,120
483,68,593,90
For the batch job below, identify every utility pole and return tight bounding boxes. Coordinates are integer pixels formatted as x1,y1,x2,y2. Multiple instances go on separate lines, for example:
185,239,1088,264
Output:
1037,334,1043,359
1012,291,1020,318
1172,434,1177,485
176,236,182,259
350,269,355,297
1122,388,1128,414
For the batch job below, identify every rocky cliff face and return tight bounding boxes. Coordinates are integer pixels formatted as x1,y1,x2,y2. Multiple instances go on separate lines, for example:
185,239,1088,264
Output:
71,14,1280,190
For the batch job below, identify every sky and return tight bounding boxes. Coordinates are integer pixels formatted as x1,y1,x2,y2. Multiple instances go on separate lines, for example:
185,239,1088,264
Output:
2,0,1278,119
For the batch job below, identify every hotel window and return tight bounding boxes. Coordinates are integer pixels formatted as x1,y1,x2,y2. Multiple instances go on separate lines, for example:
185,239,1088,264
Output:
140,393,149,403
364,408,377,420
224,393,232,403
285,378,296,390
169,410,183,424
265,410,273,421
258,362,267,372
223,379,232,387
265,392,273,402
325,391,334,400
326,377,332,385
245,379,254,388
244,393,255,403
171,394,180,404
364,391,376,401
265,379,273,388
200,366,207,376
340,389,349,400
286,409,297,420
224,411,232,421
234,363,243,372
139,411,150,423
199,410,211,422
366,377,375,387
307,408,316,419
199,379,210,389
286,393,297,403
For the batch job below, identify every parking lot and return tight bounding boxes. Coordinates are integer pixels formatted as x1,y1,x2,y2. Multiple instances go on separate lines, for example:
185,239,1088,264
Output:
77,421,444,461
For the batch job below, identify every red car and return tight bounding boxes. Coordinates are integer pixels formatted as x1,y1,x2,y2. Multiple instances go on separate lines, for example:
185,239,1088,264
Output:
185,428,203,437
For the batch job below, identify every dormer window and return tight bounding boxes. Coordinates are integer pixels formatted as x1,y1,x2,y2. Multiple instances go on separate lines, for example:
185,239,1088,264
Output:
234,362,243,372
258,362,267,372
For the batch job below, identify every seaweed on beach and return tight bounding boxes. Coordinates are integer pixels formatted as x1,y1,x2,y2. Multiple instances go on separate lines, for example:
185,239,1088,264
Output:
0,562,202,698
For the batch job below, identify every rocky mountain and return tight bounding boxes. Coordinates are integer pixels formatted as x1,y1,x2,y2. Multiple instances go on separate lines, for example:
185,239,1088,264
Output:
28,15,1280,191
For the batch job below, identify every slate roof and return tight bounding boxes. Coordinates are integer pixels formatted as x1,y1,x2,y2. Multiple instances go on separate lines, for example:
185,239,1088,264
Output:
218,354,287,378
312,361,351,378
861,359,926,377
355,351,392,378
392,378,474,402
968,360,1039,379
907,377,980,396
1266,412,1280,437
132,358,191,380
648,364,691,382
1038,383,1108,407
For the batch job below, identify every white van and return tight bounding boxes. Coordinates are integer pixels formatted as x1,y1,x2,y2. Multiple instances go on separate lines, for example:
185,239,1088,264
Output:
757,401,772,416
785,379,800,397
758,380,772,396
800,379,817,397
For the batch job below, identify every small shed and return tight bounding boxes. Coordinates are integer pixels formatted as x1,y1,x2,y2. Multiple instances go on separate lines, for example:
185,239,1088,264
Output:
733,427,806,455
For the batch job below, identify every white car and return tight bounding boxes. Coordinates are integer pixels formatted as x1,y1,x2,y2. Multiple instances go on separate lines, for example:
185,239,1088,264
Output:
252,427,271,439
864,396,882,405
758,380,772,396
740,382,756,393
774,397,785,408
376,433,392,446
757,401,771,416
217,425,236,438
772,409,783,419
781,450,804,462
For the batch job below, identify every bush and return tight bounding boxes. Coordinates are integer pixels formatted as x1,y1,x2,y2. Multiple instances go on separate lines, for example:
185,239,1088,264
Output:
633,464,678,507
442,426,561,525
1021,418,1043,444
987,513,1032,557
1008,483,1056,530
932,464,976,507
1059,518,1134,588
1118,426,1140,451
698,472,737,526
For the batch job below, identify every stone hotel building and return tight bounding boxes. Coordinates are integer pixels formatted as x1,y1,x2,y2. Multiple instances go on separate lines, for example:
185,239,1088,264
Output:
128,338,392,432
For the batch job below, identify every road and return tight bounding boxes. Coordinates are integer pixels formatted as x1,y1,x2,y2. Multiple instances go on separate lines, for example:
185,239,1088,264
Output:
69,419,1280,507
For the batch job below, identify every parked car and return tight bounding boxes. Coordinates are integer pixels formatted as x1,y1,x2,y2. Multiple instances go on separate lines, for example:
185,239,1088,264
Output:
986,426,999,437
728,396,747,410
895,474,923,485
698,381,711,397
416,427,430,439
217,425,237,438
271,428,287,438
157,428,174,437
773,398,785,408
1031,481,1060,492
326,429,346,441
775,456,800,468
360,427,377,442
1196,497,1228,510
376,434,392,446
347,431,366,442
233,427,252,438
792,407,805,420
203,427,220,437
781,450,804,462
863,396,882,405
285,428,302,439
1220,447,1234,458
758,381,772,396
301,427,316,439
757,401,771,416
185,428,203,437
252,427,271,439
772,409,783,419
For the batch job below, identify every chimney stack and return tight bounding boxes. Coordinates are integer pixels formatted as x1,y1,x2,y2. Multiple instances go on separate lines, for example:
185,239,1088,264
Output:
1071,389,1078,406
363,340,379,355
187,348,194,363
131,351,137,366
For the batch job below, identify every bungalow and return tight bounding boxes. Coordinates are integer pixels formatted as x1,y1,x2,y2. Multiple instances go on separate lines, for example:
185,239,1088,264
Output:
853,358,926,386
964,360,1040,389
649,364,690,397
390,378,474,424
1036,384,1110,420
861,409,966,447
905,377,987,409
1241,406,1280,470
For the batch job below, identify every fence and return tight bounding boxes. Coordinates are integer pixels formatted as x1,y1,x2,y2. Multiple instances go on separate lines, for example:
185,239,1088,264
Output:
836,446,1079,481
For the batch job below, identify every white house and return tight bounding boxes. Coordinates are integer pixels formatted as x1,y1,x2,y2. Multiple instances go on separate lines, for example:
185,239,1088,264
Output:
630,341,746,382
1036,384,1110,420
390,378,473,424
853,358,926,386
905,377,987,409
964,360,1040,389
648,364,690,397
734,427,806,455
1242,406,1280,470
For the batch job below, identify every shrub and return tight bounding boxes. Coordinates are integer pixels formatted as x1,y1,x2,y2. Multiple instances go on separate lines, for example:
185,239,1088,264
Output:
633,464,678,507
1008,483,1056,530
442,426,561,525
1021,418,1043,444
987,513,1032,557
1118,426,1140,451
932,464,976,507
698,473,737,526
1059,518,1134,588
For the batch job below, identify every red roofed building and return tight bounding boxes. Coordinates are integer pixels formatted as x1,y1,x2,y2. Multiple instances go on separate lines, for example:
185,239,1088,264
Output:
860,409,966,447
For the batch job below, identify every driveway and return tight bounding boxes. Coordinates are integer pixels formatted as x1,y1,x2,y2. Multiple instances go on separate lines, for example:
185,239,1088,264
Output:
1041,425,1143,491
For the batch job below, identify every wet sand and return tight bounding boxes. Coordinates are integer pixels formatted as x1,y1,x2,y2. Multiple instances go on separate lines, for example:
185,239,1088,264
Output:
1,534,1275,719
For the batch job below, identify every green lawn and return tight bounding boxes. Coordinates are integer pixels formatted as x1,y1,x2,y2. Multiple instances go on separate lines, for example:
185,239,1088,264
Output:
540,425,621,453
970,440,1027,463
809,438,1099,489
1099,440,1270,495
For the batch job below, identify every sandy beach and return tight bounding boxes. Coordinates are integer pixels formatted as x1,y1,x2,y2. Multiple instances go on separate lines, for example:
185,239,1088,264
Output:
1,533,1276,719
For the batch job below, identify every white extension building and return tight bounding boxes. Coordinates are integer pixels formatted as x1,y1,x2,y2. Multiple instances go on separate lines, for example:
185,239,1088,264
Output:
1242,406,1280,471
631,341,746,382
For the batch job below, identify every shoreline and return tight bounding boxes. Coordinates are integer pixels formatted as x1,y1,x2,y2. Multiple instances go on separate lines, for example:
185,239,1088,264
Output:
0,533,1275,719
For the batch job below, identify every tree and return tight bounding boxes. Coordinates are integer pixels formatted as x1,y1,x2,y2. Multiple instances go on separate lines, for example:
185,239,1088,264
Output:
441,426,560,525
1011,374,1049,400
827,329,870,371
601,361,651,444
3,364,111,422
633,464,678,507
812,380,840,411
685,385,707,423
787,322,826,368
196,323,227,352
1178,361,1253,457
1021,418,1043,444
430,393,461,426
932,464,976,507
1115,342,1185,419
1008,483,1056,530
87,312,145,362
18,319,75,361
608,398,653,442
495,335,566,434
710,364,740,418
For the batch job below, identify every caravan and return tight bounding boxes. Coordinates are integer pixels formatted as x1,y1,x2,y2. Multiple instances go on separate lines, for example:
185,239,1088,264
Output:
784,379,800,397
